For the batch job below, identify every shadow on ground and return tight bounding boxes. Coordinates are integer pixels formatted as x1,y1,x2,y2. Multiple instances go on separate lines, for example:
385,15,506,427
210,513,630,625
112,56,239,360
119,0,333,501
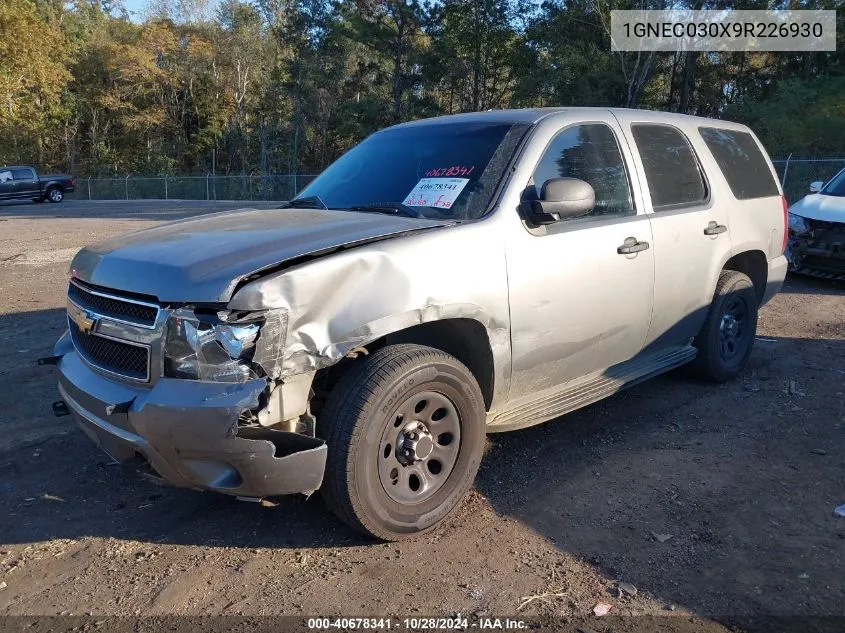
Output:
0,307,365,550
1,301,843,620
777,273,845,296
475,333,845,617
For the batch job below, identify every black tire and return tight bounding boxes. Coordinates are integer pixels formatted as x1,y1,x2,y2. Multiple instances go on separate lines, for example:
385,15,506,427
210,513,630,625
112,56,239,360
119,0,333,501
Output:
690,270,758,382
46,186,64,203
319,344,486,541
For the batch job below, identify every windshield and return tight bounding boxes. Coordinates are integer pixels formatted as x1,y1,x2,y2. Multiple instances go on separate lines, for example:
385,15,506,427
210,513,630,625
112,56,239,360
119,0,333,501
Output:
296,121,529,220
820,169,845,197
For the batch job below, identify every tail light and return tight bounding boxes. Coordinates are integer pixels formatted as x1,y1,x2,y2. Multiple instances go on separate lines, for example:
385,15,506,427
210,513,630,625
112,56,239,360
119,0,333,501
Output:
781,195,789,254
69,178,76,187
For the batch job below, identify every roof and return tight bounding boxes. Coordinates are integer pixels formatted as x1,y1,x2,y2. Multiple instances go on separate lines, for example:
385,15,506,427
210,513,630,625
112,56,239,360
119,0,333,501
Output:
394,108,568,127
390,107,737,130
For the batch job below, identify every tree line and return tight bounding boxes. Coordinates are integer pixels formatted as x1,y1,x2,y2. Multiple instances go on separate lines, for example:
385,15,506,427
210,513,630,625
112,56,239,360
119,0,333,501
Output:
1,0,844,177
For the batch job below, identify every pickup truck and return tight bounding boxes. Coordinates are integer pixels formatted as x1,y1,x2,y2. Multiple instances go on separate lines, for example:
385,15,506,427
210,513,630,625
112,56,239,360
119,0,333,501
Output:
0,165,75,203
47,108,788,540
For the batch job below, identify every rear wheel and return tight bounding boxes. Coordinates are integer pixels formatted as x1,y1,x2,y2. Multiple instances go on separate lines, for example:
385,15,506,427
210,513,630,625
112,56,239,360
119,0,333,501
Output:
319,344,486,540
690,270,758,382
46,186,64,203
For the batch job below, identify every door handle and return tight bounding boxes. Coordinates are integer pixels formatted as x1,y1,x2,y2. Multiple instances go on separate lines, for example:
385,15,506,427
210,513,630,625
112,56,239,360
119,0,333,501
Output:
617,237,650,255
704,221,727,236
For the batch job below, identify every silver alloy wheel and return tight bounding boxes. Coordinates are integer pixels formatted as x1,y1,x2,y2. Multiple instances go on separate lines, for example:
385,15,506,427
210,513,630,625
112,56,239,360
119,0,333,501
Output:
378,390,461,504
48,187,63,202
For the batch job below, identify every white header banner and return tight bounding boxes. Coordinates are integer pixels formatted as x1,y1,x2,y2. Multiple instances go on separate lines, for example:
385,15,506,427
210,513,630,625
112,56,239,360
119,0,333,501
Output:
610,10,836,52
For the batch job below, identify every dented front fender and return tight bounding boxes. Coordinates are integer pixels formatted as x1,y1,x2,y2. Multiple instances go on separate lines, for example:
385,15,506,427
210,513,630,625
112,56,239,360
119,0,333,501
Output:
228,222,513,414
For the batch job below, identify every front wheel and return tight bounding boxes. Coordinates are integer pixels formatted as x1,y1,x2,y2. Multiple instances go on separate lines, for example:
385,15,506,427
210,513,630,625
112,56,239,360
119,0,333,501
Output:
690,270,758,382
46,186,64,203
319,344,486,540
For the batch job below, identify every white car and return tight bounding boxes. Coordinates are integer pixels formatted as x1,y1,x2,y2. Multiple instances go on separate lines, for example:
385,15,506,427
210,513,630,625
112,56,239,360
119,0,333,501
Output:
787,168,845,280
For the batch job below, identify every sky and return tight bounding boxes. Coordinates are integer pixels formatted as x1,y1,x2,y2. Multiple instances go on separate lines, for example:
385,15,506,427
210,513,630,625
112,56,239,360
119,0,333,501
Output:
117,0,222,22
119,0,149,21
124,0,144,12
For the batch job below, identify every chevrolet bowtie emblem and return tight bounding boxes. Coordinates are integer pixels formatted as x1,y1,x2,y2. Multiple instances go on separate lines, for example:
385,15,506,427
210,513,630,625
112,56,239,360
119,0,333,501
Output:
70,304,97,334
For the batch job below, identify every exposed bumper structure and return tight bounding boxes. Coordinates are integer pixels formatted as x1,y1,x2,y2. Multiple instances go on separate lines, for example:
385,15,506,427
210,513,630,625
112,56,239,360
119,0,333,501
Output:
787,220,845,281
54,333,327,498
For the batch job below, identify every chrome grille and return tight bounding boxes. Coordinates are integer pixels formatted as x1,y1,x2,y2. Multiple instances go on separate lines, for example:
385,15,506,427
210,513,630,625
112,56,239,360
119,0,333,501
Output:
68,280,159,328
68,318,151,382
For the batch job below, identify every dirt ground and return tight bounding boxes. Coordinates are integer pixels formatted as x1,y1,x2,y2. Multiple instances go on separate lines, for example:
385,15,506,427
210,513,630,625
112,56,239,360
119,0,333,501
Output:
0,200,843,632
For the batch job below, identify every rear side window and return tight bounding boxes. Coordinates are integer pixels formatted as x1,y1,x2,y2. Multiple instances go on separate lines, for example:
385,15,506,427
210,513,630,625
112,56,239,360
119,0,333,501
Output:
699,127,780,199
631,124,707,210
11,168,34,179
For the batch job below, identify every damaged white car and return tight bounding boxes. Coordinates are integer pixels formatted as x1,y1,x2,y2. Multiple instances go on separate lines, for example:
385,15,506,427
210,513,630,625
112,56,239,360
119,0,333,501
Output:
45,108,788,540
787,168,845,280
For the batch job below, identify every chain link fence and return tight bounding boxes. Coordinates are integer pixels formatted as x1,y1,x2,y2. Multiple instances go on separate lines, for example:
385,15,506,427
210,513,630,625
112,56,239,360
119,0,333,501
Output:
67,160,845,205
68,174,319,202
771,157,845,203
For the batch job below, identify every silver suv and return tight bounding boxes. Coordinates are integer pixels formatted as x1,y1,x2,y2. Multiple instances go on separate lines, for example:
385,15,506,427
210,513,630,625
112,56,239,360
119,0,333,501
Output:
49,108,789,540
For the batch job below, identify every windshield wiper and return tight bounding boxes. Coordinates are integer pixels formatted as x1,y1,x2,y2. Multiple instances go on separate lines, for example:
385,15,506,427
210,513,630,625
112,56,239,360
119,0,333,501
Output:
347,203,424,219
280,195,328,210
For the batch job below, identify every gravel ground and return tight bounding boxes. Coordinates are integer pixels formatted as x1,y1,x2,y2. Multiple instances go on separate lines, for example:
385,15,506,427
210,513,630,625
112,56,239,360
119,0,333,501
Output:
0,200,843,632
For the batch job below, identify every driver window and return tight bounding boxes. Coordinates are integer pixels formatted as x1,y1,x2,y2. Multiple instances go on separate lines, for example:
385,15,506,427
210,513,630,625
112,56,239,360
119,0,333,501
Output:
11,169,33,180
529,124,634,219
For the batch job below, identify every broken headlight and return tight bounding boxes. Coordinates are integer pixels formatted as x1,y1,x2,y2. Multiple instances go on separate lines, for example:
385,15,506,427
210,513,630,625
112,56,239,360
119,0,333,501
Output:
164,309,262,382
788,213,809,235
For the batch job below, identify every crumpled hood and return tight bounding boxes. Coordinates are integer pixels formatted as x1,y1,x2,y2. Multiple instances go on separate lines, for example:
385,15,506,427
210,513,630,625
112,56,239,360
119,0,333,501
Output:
70,207,451,303
789,194,845,223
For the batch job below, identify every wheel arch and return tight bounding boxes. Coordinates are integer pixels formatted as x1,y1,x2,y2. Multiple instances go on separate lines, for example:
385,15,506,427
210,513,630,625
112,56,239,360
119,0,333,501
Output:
723,249,767,305
313,318,496,413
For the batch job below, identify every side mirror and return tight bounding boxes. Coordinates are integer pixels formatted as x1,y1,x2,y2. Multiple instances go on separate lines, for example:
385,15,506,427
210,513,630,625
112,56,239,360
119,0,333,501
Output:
523,178,595,225
809,181,823,193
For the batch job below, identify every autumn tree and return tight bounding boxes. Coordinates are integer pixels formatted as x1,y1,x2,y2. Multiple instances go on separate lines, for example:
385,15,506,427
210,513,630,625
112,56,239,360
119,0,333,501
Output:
0,0,72,166
1,0,844,179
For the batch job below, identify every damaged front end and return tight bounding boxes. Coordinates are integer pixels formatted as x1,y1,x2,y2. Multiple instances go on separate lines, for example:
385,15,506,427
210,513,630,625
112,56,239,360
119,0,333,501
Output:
788,217,845,281
51,193,510,501
53,282,327,499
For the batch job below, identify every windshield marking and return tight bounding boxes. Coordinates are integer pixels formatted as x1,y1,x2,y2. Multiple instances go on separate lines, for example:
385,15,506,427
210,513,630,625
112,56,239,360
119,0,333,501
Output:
424,165,476,178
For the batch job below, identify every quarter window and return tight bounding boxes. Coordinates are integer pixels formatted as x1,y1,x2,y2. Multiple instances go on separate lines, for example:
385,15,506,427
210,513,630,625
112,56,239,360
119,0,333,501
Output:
529,123,634,219
631,124,707,210
699,127,780,199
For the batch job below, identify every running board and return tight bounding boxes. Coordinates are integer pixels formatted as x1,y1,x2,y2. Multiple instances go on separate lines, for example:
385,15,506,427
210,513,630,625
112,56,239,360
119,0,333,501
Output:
488,344,697,432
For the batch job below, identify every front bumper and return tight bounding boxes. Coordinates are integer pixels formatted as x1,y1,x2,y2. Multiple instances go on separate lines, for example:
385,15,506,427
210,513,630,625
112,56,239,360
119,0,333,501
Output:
786,240,845,281
54,333,326,498
786,217,845,281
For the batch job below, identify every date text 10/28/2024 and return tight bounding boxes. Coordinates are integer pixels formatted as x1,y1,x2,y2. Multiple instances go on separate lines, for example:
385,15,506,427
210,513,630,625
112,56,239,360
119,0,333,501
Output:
307,617,528,630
